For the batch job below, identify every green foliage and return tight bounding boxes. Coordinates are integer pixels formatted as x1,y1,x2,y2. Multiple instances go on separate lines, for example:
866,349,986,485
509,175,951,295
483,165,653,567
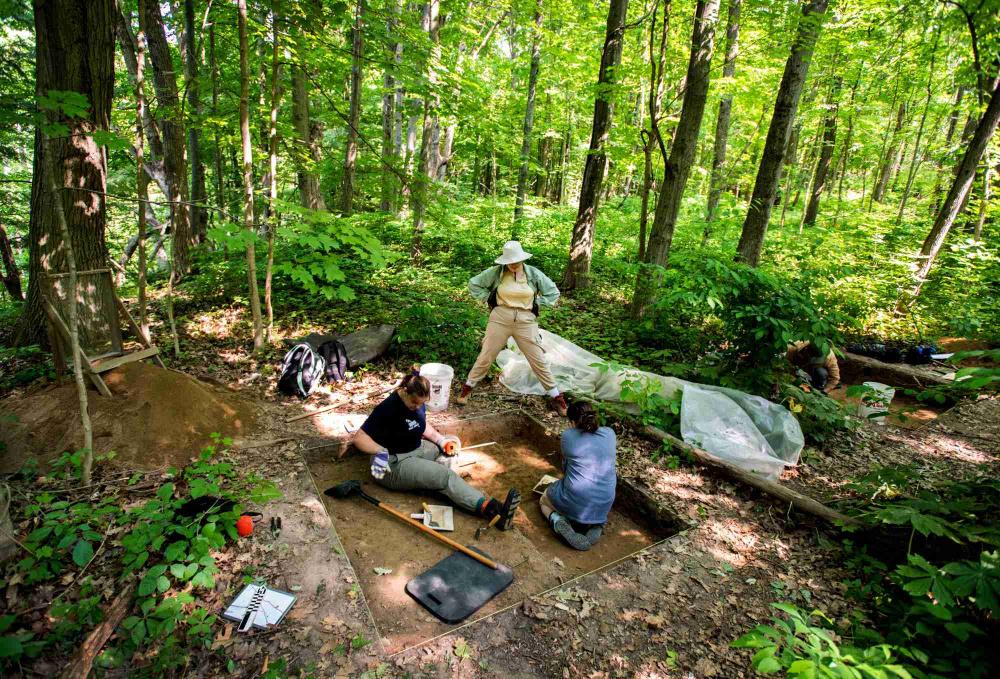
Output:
644,255,848,392
782,384,858,443
395,301,487,369
732,603,917,678
1,435,282,672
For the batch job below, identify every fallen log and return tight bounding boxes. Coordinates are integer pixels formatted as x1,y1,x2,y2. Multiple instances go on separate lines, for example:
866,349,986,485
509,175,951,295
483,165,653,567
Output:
841,351,951,391
642,425,858,527
62,580,137,679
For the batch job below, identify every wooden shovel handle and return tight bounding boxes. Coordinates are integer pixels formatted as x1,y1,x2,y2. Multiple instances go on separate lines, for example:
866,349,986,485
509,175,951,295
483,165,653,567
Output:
375,502,499,570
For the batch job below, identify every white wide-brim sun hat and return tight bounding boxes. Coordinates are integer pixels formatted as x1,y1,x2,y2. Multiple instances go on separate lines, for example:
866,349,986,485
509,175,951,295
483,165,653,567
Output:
495,240,533,265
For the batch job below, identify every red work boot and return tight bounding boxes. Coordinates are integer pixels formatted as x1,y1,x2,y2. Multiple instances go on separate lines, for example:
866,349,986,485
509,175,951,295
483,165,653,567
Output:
551,393,568,417
456,383,473,405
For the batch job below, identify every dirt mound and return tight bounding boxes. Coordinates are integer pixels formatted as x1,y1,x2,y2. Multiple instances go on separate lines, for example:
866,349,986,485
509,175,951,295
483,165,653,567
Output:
1,362,258,473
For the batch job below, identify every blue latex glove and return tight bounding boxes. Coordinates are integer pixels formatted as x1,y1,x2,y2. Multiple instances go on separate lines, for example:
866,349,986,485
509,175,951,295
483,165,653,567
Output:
370,450,390,479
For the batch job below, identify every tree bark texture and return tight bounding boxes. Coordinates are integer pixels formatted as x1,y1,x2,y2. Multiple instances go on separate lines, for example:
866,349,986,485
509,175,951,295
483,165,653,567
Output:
139,0,192,277
183,0,206,243
639,0,671,262
341,0,364,215
238,0,264,350
561,0,630,290
381,0,401,212
898,78,1000,311
16,0,114,347
803,76,841,226
266,2,282,341
704,0,741,227
291,0,326,211
411,0,441,259
514,0,543,222
872,100,907,204
0,223,23,301
631,0,720,317
735,0,830,267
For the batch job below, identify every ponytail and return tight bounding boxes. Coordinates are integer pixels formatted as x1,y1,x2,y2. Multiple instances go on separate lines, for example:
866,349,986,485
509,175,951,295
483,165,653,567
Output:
399,373,430,399
568,401,599,434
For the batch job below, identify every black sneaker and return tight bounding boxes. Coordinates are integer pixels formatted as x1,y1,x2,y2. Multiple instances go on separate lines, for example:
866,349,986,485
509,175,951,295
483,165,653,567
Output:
497,489,521,531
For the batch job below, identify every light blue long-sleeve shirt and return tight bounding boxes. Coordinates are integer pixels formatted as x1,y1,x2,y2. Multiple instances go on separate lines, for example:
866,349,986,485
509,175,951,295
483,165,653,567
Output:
468,265,560,308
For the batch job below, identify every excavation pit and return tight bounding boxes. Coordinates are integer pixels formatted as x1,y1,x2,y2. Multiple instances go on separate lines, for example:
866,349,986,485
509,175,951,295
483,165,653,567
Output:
306,411,681,653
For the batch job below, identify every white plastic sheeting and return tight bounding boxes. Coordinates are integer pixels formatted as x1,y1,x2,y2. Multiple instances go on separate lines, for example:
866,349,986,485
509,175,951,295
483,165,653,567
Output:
496,330,803,480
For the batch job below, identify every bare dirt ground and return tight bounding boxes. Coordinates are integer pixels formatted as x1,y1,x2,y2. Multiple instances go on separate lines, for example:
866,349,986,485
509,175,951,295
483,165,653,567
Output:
2,328,997,678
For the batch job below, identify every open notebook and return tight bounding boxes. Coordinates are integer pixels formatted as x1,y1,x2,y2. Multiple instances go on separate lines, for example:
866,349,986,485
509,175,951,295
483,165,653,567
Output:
222,583,297,631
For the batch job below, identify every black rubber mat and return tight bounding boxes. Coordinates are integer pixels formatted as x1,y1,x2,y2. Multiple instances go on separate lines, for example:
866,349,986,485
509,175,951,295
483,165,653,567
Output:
405,546,514,624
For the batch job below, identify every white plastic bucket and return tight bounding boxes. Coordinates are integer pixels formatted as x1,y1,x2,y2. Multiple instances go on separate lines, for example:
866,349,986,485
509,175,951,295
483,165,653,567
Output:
857,381,895,425
420,363,454,412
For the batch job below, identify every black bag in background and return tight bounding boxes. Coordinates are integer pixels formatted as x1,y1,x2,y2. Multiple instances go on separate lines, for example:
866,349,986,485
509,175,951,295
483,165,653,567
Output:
277,343,326,398
317,340,349,383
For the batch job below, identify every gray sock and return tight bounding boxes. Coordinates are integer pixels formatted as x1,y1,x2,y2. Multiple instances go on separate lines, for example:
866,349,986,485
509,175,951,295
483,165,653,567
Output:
585,525,603,544
552,517,593,551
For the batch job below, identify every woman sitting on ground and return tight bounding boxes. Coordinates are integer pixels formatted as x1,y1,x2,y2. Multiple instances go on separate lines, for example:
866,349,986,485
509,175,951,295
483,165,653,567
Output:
539,402,616,551
352,372,520,529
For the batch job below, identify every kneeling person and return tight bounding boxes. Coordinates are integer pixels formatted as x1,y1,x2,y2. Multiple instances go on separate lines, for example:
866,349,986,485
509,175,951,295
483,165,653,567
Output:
540,402,616,551
353,373,520,529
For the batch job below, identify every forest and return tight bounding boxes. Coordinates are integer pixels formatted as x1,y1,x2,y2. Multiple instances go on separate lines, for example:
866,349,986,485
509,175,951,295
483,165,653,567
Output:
0,0,998,676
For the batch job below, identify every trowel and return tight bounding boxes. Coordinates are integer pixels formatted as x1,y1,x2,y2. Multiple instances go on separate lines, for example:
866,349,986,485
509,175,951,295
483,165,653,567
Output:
410,504,455,531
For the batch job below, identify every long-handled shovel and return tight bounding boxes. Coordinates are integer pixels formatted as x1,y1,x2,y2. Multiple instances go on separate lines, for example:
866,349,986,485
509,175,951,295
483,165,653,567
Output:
325,480,498,570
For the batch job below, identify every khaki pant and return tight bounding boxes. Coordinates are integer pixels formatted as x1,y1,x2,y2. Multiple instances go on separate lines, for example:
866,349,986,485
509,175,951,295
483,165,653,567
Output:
376,441,485,512
466,306,557,391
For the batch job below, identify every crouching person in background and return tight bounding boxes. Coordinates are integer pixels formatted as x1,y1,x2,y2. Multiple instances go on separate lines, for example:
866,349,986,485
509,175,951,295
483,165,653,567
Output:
540,402,616,550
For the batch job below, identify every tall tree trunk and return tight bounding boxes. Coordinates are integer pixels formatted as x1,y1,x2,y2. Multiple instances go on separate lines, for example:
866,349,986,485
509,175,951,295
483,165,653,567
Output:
341,0,364,215
45,143,94,484
113,5,170,198
183,0,206,243
514,0,543,222
930,85,966,215
291,0,326,210
972,158,992,241
0,223,23,301
210,22,224,221
238,0,263,350
897,77,1000,312
832,71,860,227
381,0,400,212
139,0,192,278
135,27,149,341
872,100,907,204
734,0,829,267
896,33,939,222
16,0,114,348
265,1,282,342
802,76,841,226
561,0,630,290
639,0,671,261
703,0,741,235
631,0,720,316
411,0,440,259
557,109,571,204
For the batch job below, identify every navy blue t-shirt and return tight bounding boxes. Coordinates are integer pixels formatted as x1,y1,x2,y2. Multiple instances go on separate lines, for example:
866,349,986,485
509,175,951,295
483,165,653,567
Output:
360,392,426,455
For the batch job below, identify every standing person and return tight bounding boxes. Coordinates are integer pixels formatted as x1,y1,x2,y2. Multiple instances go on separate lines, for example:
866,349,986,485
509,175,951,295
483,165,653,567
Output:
456,241,568,416
539,402,616,551
353,373,521,529
786,340,840,393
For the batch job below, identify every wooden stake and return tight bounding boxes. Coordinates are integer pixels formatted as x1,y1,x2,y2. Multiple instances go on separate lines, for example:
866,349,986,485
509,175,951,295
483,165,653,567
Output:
286,398,349,423
61,581,136,679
